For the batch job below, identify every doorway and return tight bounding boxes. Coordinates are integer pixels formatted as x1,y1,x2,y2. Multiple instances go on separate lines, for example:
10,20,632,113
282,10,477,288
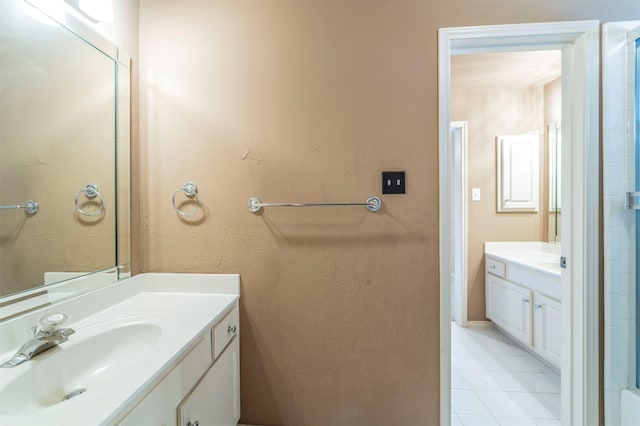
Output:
449,50,563,424
449,51,562,328
439,21,600,426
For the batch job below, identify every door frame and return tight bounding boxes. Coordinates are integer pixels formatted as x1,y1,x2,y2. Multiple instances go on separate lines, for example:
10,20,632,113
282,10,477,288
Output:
438,21,600,426
450,121,468,326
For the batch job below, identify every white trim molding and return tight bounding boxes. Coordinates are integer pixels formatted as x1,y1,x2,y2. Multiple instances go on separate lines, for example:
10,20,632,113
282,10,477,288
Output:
438,20,600,426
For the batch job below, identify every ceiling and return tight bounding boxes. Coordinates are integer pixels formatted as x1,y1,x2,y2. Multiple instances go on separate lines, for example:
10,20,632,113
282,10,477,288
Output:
451,50,562,89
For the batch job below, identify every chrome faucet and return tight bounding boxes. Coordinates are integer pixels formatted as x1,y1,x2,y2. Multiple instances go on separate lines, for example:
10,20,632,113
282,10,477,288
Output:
1,312,75,368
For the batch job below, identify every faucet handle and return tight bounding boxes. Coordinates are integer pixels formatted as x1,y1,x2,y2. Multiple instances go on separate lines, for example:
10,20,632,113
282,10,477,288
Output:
37,313,68,334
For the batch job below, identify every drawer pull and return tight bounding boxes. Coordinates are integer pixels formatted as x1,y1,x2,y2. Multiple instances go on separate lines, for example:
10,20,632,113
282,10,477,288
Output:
534,304,543,309
522,298,530,303
490,265,496,270
228,325,237,334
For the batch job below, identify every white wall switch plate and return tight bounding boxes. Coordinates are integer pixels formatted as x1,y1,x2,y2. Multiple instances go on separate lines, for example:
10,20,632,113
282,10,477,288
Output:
472,188,481,201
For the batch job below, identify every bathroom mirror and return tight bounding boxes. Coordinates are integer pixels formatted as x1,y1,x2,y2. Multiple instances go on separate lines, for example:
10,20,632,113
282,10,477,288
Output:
0,0,130,315
548,123,561,243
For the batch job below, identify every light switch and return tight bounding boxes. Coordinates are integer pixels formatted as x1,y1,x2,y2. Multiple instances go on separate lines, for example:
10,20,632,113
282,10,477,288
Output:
382,171,406,194
472,188,481,201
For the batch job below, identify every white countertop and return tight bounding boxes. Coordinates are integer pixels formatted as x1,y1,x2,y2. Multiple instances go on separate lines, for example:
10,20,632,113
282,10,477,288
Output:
0,273,239,426
485,241,562,279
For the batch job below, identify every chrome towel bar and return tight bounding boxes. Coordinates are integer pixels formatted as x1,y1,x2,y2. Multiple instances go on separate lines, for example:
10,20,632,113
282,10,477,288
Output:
247,196,382,213
0,200,39,216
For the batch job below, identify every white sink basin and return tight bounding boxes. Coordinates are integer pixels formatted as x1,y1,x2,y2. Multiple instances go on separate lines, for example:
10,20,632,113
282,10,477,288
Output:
0,275,240,426
0,315,165,416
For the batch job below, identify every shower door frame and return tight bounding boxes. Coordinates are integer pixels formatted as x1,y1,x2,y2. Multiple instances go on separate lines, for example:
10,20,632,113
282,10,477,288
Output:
438,21,600,426
602,20,640,426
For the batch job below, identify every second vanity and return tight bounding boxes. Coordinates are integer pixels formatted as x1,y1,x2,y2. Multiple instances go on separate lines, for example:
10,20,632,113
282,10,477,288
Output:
484,242,561,369
0,273,240,426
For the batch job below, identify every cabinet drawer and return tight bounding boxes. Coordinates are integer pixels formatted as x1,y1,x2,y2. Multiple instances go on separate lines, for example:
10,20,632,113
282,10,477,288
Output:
212,306,239,359
486,257,506,277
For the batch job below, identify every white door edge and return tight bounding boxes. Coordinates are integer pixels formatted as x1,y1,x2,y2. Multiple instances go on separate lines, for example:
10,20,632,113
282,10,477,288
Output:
450,121,468,327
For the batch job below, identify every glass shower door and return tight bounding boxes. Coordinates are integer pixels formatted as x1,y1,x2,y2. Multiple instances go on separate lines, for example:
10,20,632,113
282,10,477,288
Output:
604,21,640,426
636,35,640,389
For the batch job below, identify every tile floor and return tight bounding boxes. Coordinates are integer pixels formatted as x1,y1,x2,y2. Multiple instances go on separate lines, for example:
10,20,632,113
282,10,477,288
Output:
451,321,561,426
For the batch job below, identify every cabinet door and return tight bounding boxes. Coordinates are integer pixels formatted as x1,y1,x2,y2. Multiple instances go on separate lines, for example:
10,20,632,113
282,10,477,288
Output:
119,336,213,426
533,293,562,368
496,134,540,212
486,273,532,346
119,384,176,426
178,337,240,426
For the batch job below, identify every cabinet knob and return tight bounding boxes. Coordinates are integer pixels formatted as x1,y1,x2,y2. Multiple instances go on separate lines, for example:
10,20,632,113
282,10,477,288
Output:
522,298,530,303
534,304,543,309
228,325,237,334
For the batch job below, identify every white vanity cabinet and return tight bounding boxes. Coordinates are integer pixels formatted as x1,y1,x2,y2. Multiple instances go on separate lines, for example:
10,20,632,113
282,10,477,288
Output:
485,252,561,369
120,304,240,426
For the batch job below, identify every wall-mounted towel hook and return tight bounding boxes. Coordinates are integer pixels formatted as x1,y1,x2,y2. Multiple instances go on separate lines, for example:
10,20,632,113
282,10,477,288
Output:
173,182,200,216
75,184,103,217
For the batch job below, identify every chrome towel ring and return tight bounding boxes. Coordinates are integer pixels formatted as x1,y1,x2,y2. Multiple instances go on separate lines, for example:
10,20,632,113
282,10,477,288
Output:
173,182,200,216
75,184,104,217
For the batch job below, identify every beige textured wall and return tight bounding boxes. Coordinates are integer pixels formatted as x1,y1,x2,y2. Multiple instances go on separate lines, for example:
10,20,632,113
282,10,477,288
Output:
138,1,640,425
452,87,545,321
544,78,562,128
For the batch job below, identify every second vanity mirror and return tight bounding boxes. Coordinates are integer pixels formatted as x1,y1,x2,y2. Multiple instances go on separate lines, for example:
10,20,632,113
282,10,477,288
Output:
548,122,561,243
0,0,130,316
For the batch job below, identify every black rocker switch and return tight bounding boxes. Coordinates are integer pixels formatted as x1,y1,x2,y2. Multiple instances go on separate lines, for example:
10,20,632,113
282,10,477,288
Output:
382,171,406,194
